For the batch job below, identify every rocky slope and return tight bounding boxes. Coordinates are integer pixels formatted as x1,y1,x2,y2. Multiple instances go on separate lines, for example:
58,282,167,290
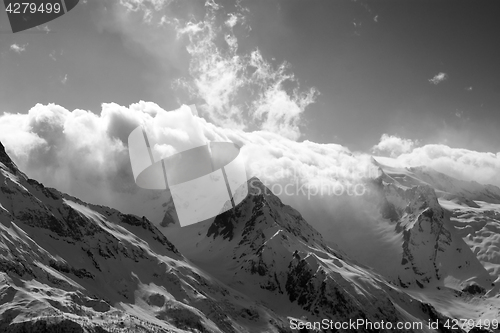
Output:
0,142,296,333
162,178,466,332
370,160,498,291
0,139,471,332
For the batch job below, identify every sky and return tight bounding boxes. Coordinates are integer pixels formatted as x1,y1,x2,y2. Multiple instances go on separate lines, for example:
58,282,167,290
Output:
1,0,499,151
0,0,499,222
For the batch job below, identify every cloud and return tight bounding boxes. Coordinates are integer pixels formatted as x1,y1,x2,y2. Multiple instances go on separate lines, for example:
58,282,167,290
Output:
429,72,447,85
61,74,68,85
394,144,500,187
372,134,416,157
176,3,318,140
99,0,189,78
118,0,173,13
1,105,499,274
37,25,51,33
225,13,240,28
10,44,27,53
0,102,376,222
373,134,500,187
103,0,318,140
0,103,140,215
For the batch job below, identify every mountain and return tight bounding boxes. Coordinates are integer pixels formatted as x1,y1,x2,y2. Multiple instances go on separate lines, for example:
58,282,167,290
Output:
0,141,298,333
162,178,469,332
371,158,500,287
372,157,500,205
372,171,494,289
0,139,494,332
294,157,500,330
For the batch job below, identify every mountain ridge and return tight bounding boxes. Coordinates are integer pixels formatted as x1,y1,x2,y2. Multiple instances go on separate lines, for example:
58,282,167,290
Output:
2,141,498,332
0,141,299,332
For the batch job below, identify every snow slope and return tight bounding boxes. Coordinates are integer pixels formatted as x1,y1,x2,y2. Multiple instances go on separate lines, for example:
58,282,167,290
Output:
163,178,467,332
0,142,296,333
0,140,469,332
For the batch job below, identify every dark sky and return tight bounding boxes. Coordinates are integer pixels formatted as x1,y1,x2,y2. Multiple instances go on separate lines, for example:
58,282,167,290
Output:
1,0,499,152
245,0,500,151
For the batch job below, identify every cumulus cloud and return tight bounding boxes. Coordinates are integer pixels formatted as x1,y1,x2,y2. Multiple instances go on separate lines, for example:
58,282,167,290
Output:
10,43,27,53
1,105,499,276
394,144,500,187
2,105,498,224
429,72,448,85
373,134,500,187
0,102,376,222
0,104,125,189
372,134,416,157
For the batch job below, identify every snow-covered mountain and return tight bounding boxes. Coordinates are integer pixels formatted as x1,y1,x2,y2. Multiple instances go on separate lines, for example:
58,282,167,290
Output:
0,141,298,333
372,169,495,289
161,178,473,332
372,157,500,205
1,139,496,332
301,157,500,330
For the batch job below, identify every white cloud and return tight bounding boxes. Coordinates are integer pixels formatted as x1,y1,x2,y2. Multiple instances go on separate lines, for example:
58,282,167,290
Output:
0,102,375,222
373,134,500,187
175,3,318,140
10,43,27,53
103,0,318,140
394,144,500,187
119,0,172,14
100,0,186,78
429,72,448,85
225,13,238,28
1,105,499,271
372,134,416,157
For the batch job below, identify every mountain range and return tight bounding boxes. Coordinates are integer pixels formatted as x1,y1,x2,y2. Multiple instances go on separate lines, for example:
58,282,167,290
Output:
1,140,499,332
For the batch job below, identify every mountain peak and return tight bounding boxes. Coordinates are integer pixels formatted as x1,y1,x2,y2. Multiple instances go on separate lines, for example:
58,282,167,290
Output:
0,141,18,174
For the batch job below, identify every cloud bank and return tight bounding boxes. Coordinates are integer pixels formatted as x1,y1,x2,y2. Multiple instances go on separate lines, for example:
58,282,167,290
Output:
372,134,416,157
1,103,499,278
1,103,499,223
0,102,375,218
373,133,500,187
